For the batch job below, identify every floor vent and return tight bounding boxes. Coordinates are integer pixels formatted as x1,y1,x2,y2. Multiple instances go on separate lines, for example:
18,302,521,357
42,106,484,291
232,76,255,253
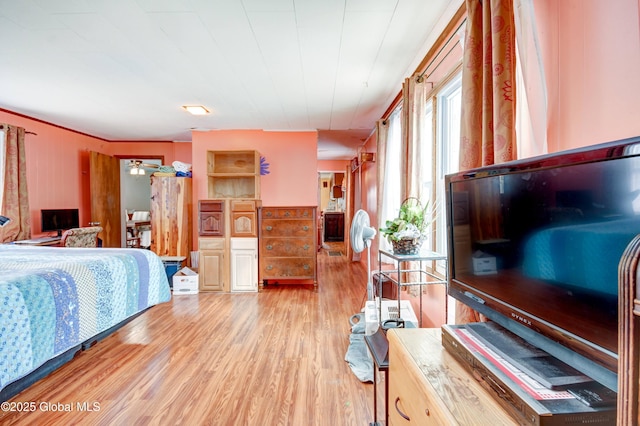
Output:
328,251,343,257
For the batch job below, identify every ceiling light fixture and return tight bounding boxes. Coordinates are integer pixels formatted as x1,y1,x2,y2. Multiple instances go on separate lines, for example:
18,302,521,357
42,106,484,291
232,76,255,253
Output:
182,105,210,115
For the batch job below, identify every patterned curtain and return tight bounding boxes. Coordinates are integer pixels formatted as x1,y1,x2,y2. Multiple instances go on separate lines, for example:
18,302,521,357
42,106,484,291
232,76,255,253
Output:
400,75,429,296
400,74,427,201
460,0,517,168
0,124,30,242
456,0,517,324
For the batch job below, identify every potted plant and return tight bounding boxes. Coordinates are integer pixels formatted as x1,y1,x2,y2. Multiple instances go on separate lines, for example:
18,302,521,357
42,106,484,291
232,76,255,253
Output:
380,197,431,254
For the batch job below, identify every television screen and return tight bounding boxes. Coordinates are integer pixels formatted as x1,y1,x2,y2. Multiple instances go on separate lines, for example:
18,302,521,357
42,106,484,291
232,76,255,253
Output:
446,136,640,387
41,209,80,236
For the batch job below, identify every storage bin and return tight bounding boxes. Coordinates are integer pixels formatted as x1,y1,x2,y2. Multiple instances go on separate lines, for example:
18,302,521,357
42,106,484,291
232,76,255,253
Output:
160,256,186,287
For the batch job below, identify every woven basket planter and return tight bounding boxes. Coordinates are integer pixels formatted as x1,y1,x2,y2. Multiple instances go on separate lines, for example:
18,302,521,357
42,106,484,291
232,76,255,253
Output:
391,236,423,255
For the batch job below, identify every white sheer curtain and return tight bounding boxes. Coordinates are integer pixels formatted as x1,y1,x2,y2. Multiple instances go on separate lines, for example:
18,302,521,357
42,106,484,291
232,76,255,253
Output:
514,0,548,158
379,108,402,253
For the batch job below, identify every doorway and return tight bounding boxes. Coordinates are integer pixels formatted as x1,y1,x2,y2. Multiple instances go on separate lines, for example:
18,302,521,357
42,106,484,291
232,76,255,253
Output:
318,172,346,252
118,156,163,247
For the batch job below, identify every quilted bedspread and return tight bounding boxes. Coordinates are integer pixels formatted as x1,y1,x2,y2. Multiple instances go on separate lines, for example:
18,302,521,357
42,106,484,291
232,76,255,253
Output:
0,245,171,392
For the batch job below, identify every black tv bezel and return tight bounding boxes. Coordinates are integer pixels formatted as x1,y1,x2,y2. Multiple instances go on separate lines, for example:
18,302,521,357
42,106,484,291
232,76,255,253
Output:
41,208,80,236
445,135,640,392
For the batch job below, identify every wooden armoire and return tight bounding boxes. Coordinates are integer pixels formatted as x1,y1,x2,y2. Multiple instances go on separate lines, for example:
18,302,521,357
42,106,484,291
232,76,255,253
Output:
150,176,193,262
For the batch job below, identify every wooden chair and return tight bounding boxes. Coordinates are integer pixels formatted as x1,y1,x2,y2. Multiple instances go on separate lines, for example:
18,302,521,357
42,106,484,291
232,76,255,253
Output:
618,234,640,425
60,226,103,248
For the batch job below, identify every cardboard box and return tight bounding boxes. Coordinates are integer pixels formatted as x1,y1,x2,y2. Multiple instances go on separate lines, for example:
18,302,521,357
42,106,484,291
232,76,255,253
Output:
172,267,199,294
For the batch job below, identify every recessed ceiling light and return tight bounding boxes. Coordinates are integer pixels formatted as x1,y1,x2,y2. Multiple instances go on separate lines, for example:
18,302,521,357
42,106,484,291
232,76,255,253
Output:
182,105,210,115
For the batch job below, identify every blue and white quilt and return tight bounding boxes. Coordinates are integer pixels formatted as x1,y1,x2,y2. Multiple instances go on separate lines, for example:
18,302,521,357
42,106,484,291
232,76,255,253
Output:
0,245,171,392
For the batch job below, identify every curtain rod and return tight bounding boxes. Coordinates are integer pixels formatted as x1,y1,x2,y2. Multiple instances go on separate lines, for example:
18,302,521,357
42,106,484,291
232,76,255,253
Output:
417,18,467,82
0,124,38,135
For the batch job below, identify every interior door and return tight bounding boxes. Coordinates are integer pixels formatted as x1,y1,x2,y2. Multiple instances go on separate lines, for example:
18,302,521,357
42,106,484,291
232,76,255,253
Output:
90,151,121,247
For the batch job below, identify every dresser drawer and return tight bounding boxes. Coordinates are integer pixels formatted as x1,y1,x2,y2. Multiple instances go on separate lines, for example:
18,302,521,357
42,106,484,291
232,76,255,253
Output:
261,219,314,236
199,200,224,212
231,200,257,212
389,352,450,425
261,238,315,257
260,258,316,278
260,207,314,219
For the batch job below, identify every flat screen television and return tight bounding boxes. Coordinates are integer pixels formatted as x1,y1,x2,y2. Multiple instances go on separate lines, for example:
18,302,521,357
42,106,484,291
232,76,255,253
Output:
445,136,640,391
41,208,80,236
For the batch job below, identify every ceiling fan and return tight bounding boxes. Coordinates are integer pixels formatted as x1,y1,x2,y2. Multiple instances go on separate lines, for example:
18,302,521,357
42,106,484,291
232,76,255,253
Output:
128,160,159,175
349,209,377,300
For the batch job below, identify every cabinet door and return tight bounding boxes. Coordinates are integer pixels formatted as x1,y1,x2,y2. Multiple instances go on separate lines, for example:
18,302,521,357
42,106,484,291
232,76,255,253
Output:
230,211,257,237
230,238,258,292
199,200,224,236
199,249,226,291
200,211,224,236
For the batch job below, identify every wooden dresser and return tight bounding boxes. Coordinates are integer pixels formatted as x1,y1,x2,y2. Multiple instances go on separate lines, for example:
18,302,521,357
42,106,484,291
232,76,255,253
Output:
258,206,317,289
387,328,515,425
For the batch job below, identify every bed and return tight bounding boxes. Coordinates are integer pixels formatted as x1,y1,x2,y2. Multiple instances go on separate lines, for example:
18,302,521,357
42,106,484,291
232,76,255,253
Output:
0,245,171,401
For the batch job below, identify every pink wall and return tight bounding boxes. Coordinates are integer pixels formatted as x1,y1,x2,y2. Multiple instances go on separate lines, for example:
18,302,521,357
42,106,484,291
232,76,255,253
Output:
535,0,640,152
0,110,107,233
0,110,184,235
317,159,349,172
191,129,318,249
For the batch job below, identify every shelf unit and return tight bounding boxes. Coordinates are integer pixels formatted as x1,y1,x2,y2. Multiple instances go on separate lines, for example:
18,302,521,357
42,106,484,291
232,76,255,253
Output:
207,150,260,199
377,248,447,327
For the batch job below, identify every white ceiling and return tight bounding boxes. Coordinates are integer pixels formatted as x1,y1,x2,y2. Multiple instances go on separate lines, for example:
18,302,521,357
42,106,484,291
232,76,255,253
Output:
0,0,460,160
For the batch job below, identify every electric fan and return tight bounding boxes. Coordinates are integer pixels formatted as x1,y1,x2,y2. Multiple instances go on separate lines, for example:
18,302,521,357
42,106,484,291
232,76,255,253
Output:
350,209,377,299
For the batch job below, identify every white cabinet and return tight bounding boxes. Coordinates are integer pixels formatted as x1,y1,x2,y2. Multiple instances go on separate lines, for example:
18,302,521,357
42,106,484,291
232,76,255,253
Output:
231,238,258,292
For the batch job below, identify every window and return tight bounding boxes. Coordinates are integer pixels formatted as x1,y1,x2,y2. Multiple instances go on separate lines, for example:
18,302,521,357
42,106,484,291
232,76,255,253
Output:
421,72,462,274
435,73,462,258
420,102,434,250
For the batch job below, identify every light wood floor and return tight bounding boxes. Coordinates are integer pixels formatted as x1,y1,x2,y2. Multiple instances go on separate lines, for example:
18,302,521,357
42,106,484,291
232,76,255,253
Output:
0,242,380,425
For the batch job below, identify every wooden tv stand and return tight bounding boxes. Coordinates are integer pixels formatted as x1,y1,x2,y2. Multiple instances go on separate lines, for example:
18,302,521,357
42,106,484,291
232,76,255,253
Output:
387,328,516,425
388,327,616,425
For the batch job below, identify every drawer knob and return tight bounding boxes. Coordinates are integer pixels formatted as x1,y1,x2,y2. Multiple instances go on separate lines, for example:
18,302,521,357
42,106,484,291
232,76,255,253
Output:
303,264,310,270
266,211,273,217
266,265,273,271
266,244,273,250
302,225,309,231
394,397,410,421
284,211,291,217
303,244,310,250
266,226,273,231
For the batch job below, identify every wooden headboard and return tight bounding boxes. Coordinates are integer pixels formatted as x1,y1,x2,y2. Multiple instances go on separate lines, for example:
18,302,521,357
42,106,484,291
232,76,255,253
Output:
618,234,640,425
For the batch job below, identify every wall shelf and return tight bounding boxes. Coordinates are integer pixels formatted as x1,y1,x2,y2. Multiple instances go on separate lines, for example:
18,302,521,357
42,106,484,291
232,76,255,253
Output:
207,150,260,199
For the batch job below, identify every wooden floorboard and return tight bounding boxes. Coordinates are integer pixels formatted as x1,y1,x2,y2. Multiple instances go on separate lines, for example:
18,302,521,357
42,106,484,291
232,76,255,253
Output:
0,242,379,425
